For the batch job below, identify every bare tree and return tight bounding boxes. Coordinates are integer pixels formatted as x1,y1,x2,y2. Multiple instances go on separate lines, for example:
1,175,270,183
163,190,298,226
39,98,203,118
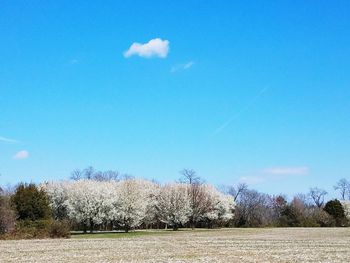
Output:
93,170,119,181
294,193,309,205
234,189,273,227
179,169,207,228
179,169,202,185
270,194,287,219
309,187,328,208
0,204,16,234
70,166,119,181
83,166,95,179
70,169,83,180
334,178,350,200
0,187,17,234
227,183,248,201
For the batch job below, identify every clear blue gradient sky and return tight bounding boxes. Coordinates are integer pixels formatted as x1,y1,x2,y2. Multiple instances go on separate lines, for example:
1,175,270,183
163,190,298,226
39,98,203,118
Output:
1,1,349,197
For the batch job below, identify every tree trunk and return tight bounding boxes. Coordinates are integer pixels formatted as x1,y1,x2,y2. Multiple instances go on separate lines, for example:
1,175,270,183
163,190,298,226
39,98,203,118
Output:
190,218,195,230
89,218,94,233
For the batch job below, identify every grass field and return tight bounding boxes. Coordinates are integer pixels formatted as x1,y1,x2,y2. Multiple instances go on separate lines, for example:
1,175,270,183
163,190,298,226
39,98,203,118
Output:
1,228,350,262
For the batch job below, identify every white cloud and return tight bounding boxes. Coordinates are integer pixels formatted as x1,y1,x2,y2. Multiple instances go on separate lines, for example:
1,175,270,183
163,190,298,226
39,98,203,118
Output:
171,61,194,73
262,166,309,176
0,136,19,143
124,38,169,58
13,150,29,160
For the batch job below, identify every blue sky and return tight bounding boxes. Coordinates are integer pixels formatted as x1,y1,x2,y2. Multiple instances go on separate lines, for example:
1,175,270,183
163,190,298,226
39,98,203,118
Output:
0,1,349,198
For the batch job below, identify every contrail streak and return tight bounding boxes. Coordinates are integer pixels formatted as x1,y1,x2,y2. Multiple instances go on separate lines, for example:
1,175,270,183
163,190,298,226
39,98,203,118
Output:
0,136,19,143
214,86,269,134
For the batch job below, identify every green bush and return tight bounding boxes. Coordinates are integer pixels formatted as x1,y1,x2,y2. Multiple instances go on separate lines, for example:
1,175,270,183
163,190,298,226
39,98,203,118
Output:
13,219,52,239
18,219,52,230
299,218,320,227
278,205,301,227
311,209,336,227
4,219,71,239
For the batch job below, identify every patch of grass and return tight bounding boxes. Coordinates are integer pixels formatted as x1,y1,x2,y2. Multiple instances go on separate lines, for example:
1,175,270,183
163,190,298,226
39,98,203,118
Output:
71,228,227,239
71,230,170,239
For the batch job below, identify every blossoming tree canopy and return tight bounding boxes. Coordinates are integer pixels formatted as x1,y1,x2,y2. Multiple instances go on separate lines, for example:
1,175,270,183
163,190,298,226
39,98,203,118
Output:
43,179,235,232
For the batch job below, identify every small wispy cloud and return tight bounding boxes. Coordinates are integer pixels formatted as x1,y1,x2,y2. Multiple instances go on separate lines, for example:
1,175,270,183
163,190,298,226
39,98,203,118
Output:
13,150,29,160
183,61,194,69
239,176,266,185
69,59,78,64
0,136,19,144
124,38,169,58
171,61,194,73
238,166,310,185
262,166,309,176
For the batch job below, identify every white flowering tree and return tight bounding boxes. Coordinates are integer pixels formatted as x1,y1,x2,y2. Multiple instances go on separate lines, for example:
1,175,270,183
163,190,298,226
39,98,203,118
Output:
200,184,235,226
43,177,235,232
155,183,192,230
64,180,116,233
213,192,235,223
178,169,235,228
111,179,156,232
341,200,350,220
41,181,69,220
143,182,160,227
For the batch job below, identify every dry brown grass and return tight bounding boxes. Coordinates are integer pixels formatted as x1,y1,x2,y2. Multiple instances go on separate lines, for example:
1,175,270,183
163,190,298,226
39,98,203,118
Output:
1,228,350,262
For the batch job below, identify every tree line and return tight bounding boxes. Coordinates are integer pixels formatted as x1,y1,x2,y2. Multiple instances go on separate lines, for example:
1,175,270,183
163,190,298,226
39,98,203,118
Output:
1,167,350,239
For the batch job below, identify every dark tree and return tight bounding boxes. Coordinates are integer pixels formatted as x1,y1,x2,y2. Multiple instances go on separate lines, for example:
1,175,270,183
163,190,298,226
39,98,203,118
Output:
270,195,287,222
279,205,300,227
324,199,346,226
11,183,51,221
